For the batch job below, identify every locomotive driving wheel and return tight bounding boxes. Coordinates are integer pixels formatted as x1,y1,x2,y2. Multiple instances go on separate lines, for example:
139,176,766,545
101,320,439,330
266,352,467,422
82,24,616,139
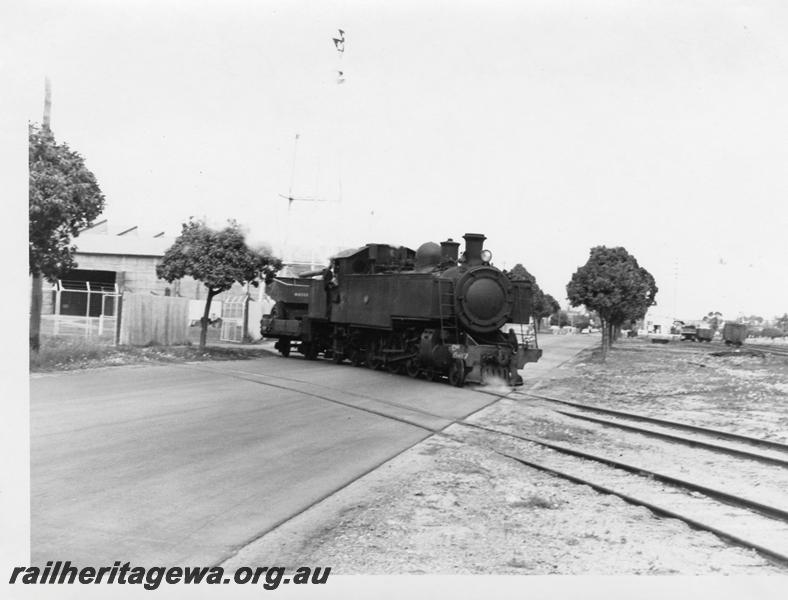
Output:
350,349,363,367
366,346,382,370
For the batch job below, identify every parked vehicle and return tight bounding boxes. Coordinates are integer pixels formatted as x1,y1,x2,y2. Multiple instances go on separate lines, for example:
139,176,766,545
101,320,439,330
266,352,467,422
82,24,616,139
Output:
680,325,698,341
682,325,713,342
722,322,748,346
696,327,713,342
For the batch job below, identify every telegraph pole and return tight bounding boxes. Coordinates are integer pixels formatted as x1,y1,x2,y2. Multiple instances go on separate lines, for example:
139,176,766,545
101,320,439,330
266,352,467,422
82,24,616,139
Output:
30,78,52,350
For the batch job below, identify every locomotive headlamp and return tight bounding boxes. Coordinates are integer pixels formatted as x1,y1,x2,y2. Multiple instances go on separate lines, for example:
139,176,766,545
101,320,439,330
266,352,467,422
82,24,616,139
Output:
481,249,493,263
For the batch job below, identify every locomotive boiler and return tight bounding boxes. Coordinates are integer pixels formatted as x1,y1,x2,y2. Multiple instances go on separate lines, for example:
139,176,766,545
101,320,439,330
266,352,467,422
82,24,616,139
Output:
261,233,542,387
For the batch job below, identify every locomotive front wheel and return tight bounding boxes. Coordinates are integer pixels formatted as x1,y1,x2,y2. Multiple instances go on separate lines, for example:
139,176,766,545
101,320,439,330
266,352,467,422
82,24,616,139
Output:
277,338,291,357
448,360,466,387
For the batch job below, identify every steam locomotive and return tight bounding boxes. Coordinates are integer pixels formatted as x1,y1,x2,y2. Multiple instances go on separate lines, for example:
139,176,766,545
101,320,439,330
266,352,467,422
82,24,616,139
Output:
261,233,542,387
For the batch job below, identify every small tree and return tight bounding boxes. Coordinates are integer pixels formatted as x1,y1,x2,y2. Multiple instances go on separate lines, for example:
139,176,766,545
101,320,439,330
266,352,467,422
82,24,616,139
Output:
507,263,555,324
29,123,106,351
567,246,657,359
573,314,591,330
541,293,561,326
777,313,788,333
156,219,282,349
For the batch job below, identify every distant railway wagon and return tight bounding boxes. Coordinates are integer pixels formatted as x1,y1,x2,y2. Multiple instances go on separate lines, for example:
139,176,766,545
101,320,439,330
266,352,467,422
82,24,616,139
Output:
722,322,748,346
261,233,542,387
680,325,713,342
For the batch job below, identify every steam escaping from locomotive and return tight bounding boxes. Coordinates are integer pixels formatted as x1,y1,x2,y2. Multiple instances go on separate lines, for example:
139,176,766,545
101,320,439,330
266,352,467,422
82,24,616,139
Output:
261,233,542,387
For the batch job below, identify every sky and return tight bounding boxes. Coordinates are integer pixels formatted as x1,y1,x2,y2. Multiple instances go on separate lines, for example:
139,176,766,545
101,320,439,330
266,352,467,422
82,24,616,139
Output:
6,0,788,320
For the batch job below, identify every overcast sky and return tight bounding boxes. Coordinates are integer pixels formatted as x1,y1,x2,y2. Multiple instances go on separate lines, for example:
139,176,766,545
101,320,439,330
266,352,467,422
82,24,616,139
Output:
8,0,788,320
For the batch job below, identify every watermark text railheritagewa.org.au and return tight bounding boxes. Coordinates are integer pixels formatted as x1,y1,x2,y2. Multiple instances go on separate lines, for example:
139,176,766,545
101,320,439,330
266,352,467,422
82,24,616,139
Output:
9,561,331,590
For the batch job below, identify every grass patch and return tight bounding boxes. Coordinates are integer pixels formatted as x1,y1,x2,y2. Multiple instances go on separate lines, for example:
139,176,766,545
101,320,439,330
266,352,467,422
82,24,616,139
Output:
510,494,562,510
30,336,274,372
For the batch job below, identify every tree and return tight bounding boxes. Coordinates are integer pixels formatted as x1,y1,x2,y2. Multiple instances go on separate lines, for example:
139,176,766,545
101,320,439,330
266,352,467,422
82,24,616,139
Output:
550,310,571,328
566,246,657,359
777,313,788,333
542,294,561,323
506,263,557,324
156,219,282,349
29,122,106,350
573,314,591,330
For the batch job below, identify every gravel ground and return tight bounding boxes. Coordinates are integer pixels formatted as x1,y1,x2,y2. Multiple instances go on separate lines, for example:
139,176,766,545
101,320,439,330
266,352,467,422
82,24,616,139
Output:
541,338,788,443
472,398,788,511
224,337,788,574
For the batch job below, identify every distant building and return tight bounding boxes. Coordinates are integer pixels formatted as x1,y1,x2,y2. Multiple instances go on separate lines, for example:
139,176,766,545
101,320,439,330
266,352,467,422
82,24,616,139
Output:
41,221,255,317
639,310,676,335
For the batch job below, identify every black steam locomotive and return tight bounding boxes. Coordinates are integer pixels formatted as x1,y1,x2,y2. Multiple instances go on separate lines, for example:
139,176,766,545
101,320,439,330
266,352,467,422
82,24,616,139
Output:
261,233,542,387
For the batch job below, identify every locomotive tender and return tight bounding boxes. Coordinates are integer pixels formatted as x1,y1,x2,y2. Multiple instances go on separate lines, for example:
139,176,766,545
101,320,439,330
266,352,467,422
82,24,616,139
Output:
261,233,542,387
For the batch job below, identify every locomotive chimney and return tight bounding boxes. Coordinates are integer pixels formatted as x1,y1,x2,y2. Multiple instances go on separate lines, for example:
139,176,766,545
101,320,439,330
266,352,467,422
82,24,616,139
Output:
440,238,460,262
462,233,486,266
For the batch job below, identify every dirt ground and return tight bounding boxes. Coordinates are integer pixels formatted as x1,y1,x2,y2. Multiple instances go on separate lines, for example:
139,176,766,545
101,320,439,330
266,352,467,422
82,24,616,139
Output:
540,338,788,443
224,338,788,574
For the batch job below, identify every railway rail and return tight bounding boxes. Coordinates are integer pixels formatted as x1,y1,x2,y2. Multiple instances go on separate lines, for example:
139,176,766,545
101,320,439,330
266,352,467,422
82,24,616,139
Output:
744,342,788,357
513,391,788,463
448,420,788,567
191,362,788,570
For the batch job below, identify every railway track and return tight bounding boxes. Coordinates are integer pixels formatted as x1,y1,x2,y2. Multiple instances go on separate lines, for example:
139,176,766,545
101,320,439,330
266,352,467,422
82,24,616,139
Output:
468,388,788,566
449,420,788,567
512,391,788,465
188,362,788,570
744,342,788,357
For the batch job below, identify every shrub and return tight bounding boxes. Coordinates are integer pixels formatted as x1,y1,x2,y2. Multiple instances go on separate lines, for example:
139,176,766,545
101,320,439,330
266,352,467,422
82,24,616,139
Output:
760,327,786,339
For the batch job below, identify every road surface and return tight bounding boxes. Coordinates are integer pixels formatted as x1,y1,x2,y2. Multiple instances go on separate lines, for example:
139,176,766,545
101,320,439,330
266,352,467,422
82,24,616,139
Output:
30,333,597,565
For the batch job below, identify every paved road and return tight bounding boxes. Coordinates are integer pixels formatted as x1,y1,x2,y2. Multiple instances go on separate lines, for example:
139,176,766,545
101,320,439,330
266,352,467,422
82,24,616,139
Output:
30,334,597,565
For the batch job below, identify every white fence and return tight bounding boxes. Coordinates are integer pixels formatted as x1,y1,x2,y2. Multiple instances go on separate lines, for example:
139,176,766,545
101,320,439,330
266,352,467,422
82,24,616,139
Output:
39,280,274,346
41,280,119,343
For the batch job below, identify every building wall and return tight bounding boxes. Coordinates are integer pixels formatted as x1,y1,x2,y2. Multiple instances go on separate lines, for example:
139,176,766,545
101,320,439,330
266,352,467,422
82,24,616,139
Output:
71,252,254,300
41,251,263,316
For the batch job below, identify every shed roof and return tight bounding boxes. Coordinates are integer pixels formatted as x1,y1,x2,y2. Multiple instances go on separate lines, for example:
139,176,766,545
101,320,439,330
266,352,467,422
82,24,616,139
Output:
74,223,174,257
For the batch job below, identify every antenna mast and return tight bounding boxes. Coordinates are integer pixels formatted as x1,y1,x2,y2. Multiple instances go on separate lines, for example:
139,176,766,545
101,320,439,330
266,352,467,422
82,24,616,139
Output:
43,77,52,130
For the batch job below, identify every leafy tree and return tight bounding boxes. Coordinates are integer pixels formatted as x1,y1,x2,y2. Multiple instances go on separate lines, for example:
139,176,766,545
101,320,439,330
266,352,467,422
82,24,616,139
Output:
761,327,786,339
775,313,788,333
29,122,105,350
566,246,657,359
156,219,282,349
506,264,559,324
550,310,571,328
573,314,591,330
542,294,561,321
